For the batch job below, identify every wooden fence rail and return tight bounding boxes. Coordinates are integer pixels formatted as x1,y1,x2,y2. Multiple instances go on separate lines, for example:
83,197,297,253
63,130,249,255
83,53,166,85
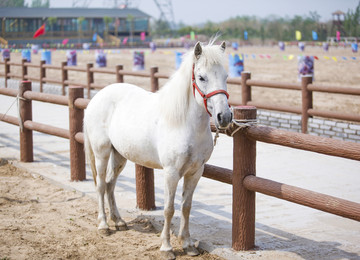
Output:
1,58,360,134
1,81,360,251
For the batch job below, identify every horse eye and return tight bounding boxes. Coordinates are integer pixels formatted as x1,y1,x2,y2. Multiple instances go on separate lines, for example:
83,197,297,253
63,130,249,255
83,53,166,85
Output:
199,76,205,82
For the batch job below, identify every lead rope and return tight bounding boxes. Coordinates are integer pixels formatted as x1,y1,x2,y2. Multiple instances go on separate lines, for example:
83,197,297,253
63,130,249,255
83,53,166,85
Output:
213,118,258,146
0,95,26,132
230,119,258,137
17,94,27,132
213,129,220,146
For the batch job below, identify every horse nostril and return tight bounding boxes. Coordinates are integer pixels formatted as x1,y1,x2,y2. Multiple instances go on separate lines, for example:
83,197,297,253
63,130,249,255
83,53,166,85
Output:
217,113,222,124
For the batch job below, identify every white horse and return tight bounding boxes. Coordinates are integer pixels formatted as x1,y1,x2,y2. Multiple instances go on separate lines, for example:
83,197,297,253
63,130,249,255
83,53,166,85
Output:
83,39,232,259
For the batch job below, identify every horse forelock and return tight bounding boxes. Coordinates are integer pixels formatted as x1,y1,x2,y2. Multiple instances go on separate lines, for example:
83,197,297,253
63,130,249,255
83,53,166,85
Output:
157,42,226,127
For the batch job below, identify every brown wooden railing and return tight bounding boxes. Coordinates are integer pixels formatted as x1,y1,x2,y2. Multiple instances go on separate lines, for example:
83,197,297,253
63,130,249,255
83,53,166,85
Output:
1,80,359,251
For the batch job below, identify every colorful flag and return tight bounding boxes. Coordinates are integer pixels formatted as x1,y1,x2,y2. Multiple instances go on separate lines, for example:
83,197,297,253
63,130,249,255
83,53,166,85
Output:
140,32,146,41
244,30,248,40
33,24,46,38
123,37,128,44
312,31,318,41
62,38,69,45
336,31,341,41
295,31,301,41
92,33,97,42
190,31,195,40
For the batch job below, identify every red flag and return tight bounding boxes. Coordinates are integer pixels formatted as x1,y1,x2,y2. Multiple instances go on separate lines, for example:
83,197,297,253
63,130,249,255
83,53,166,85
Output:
33,24,46,38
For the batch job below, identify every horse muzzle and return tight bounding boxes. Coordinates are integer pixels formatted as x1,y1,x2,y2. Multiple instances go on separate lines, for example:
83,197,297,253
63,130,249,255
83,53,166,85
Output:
216,109,233,129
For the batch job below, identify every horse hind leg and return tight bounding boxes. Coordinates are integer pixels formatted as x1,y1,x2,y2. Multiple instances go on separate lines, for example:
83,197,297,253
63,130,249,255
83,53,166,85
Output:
93,146,112,232
106,147,128,231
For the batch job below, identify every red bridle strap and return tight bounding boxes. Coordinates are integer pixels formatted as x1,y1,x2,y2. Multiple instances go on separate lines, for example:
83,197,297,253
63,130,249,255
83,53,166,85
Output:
192,64,229,117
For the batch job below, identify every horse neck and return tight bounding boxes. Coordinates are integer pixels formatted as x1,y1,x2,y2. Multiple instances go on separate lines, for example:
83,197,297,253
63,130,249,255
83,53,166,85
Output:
158,54,211,131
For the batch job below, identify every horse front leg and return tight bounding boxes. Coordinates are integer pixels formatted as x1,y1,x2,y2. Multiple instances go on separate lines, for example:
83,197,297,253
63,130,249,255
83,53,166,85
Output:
179,166,203,256
160,171,180,259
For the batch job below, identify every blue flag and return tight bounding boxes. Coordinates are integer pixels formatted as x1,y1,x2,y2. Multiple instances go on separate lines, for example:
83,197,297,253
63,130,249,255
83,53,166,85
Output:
312,31,318,41
92,32,97,42
244,30,248,40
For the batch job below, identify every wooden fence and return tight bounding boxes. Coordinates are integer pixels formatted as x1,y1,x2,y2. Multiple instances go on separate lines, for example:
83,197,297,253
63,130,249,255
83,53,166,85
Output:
1,58,360,134
0,80,359,251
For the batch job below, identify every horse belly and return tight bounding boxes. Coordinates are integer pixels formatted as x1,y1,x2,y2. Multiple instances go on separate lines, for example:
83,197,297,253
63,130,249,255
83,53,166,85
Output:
108,95,162,169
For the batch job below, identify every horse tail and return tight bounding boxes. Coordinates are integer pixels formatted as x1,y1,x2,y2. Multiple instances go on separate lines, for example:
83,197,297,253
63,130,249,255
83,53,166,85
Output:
84,125,97,186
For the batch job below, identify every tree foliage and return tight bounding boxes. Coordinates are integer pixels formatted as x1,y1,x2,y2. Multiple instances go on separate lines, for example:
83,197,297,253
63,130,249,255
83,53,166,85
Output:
344,1,360,37
31,0,49,8
152,4,360,41
0,0,26,7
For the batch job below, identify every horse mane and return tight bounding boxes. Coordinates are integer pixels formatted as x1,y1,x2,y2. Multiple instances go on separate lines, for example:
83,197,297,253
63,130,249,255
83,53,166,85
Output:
157,38,226,126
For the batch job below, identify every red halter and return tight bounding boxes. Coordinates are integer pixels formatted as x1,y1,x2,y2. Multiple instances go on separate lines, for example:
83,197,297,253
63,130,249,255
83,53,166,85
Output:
192,64,229,117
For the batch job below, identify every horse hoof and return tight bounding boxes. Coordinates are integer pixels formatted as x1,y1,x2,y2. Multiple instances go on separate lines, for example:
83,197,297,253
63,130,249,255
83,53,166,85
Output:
184,245,199,256
116,223,128,231
98,228,110,236
160,250,176,260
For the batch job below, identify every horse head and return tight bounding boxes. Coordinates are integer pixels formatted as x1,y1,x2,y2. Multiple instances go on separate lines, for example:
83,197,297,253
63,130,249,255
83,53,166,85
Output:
192,41,233,129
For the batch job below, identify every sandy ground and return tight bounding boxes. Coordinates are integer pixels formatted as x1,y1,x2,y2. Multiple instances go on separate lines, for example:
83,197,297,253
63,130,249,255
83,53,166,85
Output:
0,159,223,260
2,44,360,114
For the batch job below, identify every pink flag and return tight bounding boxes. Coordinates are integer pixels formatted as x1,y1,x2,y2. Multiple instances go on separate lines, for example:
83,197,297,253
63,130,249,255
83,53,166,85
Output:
140,32,146,41
336,31,341,41
62,38,69,45
123,37,128,44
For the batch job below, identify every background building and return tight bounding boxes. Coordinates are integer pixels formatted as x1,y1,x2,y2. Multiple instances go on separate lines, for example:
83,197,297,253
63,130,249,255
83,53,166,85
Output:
0,7,151,46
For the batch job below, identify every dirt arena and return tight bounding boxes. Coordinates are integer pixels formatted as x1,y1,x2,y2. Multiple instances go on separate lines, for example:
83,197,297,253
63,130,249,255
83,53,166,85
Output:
0,160,223,260
4,44,360,114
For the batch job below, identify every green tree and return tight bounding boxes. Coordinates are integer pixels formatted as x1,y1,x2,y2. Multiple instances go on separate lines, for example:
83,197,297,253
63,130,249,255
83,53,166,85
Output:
77,17,85,43
0,0,26,7
344,1,360,36
103,16,113,39
31,0,49,7
47,17,57,42
126,15,134,45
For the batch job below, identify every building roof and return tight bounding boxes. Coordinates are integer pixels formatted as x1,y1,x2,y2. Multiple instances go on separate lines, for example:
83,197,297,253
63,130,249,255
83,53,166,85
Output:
0,7,150,19
332,10,345,16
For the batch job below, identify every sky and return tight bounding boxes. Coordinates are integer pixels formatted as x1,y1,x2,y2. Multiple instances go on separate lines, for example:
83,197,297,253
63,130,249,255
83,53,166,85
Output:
27,0,360,25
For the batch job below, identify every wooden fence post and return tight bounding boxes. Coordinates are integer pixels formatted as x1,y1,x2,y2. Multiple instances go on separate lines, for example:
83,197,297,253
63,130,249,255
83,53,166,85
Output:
21,59,27,81
19,81,33,162
86,63,94,98
241,72,251,105
135,165,156,210
135,66,158,211
61,61,68,96
115,64,123,83
232,106,256,251
39,60,46,93
150,66,159,92
4,58,10,88
301,75,313,133
68,86,86,181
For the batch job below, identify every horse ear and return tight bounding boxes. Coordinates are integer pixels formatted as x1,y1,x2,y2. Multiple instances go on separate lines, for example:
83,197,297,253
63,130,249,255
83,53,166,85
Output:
194,42,202,59
220,41,226,52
